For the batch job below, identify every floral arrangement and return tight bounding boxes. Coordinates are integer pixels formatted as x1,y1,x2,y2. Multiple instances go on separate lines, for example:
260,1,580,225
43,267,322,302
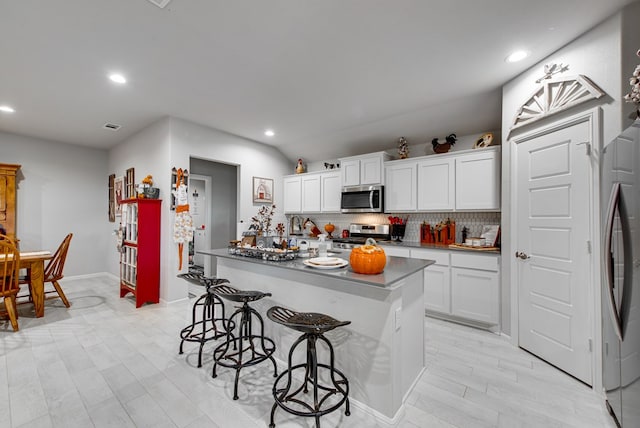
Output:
397,137,409,159
624,49,640,119
250,204,276,235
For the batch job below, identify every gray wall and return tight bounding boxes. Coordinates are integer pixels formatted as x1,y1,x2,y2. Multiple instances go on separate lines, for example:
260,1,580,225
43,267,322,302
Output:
1,130,109,276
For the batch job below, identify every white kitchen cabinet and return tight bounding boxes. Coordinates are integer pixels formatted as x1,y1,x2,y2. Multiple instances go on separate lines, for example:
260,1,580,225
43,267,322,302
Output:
417,157,455,211
385,160,417,212
283,175,302,213
301,174,321,212
320,170,341,212
284,171,341,213
340,152,391,186
450,252,499,325
410,248,500,327
455,147,501,210
411,248,451,315
382,245,411,258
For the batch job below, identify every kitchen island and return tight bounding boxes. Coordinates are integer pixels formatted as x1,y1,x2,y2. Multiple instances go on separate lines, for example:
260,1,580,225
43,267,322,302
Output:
199,248,434,423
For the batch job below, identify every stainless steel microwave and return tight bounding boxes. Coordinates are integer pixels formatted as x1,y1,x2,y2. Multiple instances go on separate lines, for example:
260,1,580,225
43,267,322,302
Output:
340,185,384,213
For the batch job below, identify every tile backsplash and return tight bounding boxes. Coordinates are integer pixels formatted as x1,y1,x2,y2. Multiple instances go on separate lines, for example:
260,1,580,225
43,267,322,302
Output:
288,212,501,244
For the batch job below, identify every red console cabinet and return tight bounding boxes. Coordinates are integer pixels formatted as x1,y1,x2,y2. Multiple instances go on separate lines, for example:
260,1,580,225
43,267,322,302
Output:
119,198,161,307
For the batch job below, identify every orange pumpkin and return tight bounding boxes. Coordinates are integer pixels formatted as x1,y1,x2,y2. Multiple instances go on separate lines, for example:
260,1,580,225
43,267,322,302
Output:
350,239,386,274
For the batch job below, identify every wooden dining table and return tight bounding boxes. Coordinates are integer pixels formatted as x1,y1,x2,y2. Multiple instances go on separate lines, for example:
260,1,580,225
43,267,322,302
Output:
0,250,52,318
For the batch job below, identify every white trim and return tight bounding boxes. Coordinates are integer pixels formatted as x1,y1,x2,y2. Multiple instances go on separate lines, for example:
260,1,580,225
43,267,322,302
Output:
508,106,602,392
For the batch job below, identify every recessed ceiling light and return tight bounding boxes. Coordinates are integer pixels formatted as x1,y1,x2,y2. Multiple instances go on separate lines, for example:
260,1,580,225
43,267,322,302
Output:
0,105,15,113
109,73,127,84
264,129,275,137
506,50,529,63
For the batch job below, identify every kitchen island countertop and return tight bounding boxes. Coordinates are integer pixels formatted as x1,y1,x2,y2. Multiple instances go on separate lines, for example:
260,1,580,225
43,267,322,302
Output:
199,248,433,290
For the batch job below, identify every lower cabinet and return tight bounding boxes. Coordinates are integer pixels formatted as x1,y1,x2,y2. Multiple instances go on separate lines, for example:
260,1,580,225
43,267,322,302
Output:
411,248,500,327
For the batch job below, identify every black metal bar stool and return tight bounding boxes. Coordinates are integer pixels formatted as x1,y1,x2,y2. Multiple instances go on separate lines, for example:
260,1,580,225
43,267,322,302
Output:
178,273,233,368
212,284,278,400
267,306,350,428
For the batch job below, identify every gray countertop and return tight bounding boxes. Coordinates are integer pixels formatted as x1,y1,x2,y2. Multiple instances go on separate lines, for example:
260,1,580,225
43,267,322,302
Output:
199,248,434,289
377,240,501,253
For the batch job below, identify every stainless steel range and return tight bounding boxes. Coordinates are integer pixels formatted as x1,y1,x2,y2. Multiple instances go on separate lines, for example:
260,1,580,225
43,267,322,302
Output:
332,224,391,249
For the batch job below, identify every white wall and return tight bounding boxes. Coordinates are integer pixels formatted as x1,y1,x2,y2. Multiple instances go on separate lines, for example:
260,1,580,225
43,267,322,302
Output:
500,3,640,336
107,116,292,303
1,130,109,276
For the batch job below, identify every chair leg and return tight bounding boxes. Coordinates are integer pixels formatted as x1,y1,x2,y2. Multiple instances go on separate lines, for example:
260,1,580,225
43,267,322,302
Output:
4,296,19,331
51,280,70,307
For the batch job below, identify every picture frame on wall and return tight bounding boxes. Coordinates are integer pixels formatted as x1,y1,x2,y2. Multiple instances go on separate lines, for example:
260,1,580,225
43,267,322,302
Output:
114,176,124,216
253,177,273,203
108,174,116,222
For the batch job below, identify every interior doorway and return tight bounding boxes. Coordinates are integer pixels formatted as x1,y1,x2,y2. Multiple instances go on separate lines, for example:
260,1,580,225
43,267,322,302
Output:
190,157,238,277
511,111,598,386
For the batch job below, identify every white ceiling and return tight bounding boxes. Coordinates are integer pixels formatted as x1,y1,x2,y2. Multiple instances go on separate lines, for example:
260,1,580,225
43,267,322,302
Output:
0,0,636,162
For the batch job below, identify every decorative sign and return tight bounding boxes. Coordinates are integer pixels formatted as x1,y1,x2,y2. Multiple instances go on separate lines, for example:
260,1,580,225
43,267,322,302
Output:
253,177,273,203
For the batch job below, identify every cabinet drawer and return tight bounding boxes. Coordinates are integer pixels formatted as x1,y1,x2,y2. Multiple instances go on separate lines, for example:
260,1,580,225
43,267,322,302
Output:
383,246,411,258
450,252,498,271
410,248,449,266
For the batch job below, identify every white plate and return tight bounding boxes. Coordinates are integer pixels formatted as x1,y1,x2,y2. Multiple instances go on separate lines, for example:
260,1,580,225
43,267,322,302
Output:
303,257,348,269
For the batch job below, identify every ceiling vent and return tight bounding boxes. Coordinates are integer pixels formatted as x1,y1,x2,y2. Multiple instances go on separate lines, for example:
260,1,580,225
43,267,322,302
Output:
103,123,122,131
147,0,171,8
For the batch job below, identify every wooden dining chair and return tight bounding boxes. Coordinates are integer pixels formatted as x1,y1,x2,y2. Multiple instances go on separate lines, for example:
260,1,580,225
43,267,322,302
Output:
0,238,21,331
21,233,73,308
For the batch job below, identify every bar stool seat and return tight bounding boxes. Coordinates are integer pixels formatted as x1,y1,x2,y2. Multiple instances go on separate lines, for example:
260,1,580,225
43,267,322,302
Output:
178,273,233,368
212,284,278,400
267,306,350,428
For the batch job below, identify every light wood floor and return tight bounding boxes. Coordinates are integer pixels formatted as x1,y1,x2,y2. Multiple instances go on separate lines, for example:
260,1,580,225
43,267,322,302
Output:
0,275,616,427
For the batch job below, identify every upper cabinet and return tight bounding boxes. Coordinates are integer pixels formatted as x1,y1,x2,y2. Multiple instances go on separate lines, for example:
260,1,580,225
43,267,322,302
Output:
417,157,455,211
283,175,302,213
283,170,342,214
340,152,391,186
385,146,501,213
455,148,501,210
385,160,417,212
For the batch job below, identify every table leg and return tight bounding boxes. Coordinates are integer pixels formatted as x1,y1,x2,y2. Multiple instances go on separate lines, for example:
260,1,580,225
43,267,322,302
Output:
29,260,45,318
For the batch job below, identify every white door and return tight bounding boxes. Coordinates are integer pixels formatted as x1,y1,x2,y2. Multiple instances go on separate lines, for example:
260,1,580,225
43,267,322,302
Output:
515,118,593,385
189,175,211,269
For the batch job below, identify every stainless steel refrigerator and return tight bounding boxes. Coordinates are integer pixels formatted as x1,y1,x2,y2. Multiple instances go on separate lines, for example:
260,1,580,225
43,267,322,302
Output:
602,120,640,427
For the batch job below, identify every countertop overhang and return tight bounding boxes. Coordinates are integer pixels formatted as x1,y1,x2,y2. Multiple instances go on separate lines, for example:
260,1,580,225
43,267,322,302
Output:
199,248,434,290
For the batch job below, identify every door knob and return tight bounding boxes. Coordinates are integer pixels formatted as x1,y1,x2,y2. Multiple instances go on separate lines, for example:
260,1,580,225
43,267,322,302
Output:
515,251,531,260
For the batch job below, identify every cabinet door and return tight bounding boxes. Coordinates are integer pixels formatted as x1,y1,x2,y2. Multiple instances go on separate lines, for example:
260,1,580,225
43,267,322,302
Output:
341,159,361,186
451,267,499,324
424,265,451,314
320,171,341,212
283,176,302,213
417,157,455,211
360,155,383,185
385,162,417,212
301,174,321,212
455,149,500,210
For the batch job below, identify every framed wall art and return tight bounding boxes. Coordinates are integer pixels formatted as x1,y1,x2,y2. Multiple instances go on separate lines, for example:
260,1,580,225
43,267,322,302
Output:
253,177,273,203
108,174,116,222
114,176,124,216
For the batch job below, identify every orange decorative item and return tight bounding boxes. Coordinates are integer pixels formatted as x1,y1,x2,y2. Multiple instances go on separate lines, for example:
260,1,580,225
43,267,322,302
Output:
349,238,386,275
323,222,335,238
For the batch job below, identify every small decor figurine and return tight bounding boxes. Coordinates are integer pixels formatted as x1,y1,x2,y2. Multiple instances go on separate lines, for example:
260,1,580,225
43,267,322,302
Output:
431,133,457,154
624,49,640,119
295,159,306,174
323,162,339,169
473,132,494,149
397,137,409,159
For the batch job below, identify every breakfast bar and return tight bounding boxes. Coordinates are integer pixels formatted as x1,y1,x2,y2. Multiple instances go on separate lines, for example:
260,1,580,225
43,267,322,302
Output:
199,248,434,423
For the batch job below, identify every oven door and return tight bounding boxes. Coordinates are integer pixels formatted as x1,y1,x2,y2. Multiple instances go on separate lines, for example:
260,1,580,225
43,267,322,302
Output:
340,185,384,213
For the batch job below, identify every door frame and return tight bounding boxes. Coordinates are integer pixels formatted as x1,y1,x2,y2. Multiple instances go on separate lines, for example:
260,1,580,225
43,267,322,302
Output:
189,174,212,272
508,107,603,391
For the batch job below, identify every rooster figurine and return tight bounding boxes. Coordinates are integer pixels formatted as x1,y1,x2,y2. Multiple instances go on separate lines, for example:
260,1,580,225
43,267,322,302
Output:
431,133,457,154
295,158,306,174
